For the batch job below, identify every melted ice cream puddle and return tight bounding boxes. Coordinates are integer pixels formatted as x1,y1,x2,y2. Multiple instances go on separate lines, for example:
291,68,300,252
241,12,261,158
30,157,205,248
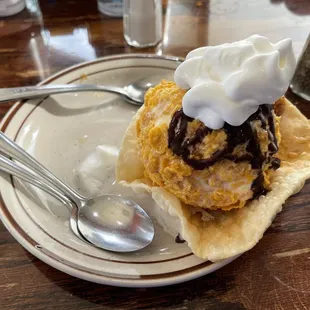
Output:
75,144,119,195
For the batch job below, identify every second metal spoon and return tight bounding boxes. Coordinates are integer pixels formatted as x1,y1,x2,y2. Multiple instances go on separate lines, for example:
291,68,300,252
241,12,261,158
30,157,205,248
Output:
0,81,155,106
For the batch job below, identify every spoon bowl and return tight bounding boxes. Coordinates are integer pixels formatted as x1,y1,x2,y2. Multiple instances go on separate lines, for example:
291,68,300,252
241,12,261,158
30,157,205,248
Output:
78,195,154,252
124,81,155,105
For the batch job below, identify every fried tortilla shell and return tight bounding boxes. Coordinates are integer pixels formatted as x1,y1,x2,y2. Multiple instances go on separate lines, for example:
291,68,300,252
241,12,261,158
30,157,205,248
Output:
116,97,310,262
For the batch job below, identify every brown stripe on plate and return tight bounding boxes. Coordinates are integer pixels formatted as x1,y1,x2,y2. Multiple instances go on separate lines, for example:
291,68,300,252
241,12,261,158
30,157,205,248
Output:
37,243,213,280
1,101,24,133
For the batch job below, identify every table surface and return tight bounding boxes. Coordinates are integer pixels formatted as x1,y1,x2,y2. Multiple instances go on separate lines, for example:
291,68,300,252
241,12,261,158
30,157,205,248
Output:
1,1,310,309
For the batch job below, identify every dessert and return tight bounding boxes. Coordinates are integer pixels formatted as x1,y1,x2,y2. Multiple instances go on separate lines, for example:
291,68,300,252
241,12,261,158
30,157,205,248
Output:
135,81,281,211
116,35,310,261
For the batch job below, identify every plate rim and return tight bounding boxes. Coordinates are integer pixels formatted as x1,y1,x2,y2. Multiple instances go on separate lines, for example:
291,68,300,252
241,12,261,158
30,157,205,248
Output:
0,54,239,287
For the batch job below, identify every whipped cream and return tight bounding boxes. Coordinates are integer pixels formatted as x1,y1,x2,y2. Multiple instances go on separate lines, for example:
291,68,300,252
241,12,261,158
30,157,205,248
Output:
174,35,296,129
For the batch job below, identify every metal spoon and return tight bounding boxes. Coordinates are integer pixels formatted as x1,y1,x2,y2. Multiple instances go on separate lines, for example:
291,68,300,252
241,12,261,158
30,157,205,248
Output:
0,80,156,106
0,132,154,252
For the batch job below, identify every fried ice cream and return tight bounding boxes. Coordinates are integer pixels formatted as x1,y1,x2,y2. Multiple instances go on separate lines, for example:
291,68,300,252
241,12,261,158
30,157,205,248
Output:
136,80,281,211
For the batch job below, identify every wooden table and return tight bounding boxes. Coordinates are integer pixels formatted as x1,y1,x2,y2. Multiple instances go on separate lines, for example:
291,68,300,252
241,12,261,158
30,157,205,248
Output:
1,1,310,309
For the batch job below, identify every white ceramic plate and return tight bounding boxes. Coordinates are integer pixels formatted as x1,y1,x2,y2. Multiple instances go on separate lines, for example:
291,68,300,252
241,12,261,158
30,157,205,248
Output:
0,55,238,287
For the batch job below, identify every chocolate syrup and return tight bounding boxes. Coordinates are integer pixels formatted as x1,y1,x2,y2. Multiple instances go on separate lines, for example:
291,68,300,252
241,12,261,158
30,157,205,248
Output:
168,105,281,197
175,234,185,243
168,110,192,156
251,172,268,199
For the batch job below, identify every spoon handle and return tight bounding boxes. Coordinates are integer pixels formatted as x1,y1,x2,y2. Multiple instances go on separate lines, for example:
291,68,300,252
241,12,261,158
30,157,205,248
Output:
0,153,71,206
0,84,126,103
0,131,84,204
0,153,89,243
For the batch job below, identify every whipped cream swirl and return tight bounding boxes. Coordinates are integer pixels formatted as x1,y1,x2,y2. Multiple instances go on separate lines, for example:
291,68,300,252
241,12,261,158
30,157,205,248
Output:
174,35,296,129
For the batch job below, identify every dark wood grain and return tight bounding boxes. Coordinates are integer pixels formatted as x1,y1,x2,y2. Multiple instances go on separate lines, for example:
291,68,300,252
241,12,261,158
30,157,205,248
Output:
1,1,310,309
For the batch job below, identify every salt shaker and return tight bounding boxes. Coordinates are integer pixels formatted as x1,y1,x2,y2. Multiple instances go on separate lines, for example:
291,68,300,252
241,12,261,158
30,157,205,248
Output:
123,0,162,48
290,33,310,101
